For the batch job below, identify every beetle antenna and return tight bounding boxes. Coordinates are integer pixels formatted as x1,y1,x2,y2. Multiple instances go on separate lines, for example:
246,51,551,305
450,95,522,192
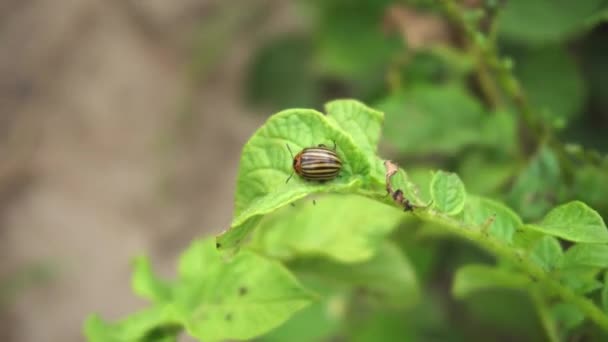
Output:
285,144,295,183
332,140,336,150
285,144,294,158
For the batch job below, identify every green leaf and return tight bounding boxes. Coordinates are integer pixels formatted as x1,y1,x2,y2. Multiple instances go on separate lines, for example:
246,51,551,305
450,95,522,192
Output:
551,302,585,332
602,272,608,313
386,167,432,207
252,194,403,263
245,35,318,110
325,100,383,155
513,228,545,251
560,244,608,269
84,307,180,342
175,238,314,341
463,196,522,243
530,236,563,272
508,146,562,221
560,268,603,295
217,100,385,253
324,100,386,181
515,46,585,122
376,85,488,155
132,256,172,304
526,201,608,243
452,264,532,299
290,242,419,309
431,171,466,215
404,168,434,204
500,0,608,44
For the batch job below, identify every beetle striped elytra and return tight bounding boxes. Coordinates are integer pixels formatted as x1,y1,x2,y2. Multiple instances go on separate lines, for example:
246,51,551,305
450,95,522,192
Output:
286,143,342,183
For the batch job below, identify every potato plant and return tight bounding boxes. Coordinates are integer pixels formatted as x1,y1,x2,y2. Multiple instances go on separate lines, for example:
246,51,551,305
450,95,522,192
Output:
85,0,608,341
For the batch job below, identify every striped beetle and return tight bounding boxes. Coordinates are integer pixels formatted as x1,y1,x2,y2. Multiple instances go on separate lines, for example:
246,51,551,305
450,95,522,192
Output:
286,143,342,183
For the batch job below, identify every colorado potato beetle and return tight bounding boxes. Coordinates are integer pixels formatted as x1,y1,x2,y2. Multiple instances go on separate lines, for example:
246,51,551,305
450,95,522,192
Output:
286,143,342,183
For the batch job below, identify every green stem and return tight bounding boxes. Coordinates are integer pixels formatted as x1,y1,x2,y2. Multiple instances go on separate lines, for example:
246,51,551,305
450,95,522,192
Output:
439,0,543,140
419,208,608,330
438,0,581,181
374,182,608,331
531,288,561,342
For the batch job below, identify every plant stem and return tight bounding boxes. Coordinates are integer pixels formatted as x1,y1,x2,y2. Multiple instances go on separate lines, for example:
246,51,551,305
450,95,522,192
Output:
438,0,582,181
531,288,561,342
412,206,608,331
439,0,543,140
378,177,608,331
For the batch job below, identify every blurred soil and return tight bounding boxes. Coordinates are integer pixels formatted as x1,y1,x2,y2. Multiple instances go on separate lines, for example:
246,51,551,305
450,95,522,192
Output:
0,0,295,340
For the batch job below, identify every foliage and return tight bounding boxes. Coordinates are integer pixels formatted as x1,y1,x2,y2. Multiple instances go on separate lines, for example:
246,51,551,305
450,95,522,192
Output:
86,0,608,341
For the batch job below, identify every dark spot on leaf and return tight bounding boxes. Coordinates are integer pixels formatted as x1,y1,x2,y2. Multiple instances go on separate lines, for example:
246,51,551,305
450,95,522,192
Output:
239,286,248,296
142,324,182,340
216,242,221,249
225,313,233,321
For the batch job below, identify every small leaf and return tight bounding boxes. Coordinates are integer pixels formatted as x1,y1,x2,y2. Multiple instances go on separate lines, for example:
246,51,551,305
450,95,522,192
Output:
132,256,172,304
252,194,403,263
174,239,314,341
290,242,419,309
530,236,563,272
559,244,608,269
526,201,608,243
452,264,531,299
431,171,466,215
463,196,522,243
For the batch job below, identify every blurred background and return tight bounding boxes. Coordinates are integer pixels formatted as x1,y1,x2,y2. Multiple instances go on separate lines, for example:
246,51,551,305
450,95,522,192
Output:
0,0,285,340
1,0,607,341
